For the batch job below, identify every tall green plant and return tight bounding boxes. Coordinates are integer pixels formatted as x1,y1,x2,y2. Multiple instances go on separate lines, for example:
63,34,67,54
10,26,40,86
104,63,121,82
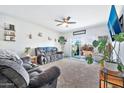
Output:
86,38,109,67
86,32,124,72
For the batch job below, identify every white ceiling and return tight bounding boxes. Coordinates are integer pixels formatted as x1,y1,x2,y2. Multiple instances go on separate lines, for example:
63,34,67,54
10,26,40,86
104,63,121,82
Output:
0,5,115,32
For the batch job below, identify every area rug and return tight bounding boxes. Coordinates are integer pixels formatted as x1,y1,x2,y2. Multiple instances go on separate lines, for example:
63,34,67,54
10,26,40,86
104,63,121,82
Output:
40,58,100,88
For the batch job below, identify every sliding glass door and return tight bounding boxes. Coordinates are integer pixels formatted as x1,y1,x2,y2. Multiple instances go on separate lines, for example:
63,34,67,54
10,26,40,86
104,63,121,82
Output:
71,38,81,58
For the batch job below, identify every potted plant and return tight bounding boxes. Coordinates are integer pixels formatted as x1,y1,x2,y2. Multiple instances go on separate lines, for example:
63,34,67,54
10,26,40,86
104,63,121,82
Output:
86,38,109,67
58,36,67,52
86,32,124,72
24,47,31,57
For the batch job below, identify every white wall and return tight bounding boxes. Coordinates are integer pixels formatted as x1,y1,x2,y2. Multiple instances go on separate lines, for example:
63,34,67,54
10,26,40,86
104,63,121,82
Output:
0,13,61,56
63,23,109,57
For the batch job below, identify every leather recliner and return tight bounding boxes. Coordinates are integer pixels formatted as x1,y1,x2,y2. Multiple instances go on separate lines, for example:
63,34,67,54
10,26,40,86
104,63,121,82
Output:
0,58,60,88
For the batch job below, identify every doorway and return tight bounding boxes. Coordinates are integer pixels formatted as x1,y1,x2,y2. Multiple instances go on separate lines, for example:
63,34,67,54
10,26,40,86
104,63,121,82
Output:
71,38,81,58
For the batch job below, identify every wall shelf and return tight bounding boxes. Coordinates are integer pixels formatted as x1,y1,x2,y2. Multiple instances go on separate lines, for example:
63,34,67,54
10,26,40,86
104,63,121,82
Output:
4,24,16,42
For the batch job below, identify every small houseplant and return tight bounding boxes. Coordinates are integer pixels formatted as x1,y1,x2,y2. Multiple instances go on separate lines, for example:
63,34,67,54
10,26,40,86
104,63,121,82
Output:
24,47,31,56
58,36,67,52
86,32,124,72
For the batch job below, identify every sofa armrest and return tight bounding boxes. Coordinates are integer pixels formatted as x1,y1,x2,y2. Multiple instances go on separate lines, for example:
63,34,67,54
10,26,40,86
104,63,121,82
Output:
29,66,60,88
28,66,42,73
37,54,47,64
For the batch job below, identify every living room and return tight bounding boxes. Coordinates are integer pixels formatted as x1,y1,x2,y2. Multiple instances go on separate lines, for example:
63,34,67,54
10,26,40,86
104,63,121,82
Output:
0,4,124,89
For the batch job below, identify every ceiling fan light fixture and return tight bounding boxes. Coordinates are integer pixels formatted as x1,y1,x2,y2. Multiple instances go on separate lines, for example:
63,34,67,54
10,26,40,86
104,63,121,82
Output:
55,16,76,27
63,22,67,26
63,22,69,27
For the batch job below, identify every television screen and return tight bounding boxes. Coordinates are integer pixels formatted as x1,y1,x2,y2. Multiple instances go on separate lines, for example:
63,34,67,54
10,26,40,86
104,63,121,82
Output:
107,5,122,41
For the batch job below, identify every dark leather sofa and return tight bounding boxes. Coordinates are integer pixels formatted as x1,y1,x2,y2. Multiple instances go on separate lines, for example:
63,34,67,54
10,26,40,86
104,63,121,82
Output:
35,47,63,65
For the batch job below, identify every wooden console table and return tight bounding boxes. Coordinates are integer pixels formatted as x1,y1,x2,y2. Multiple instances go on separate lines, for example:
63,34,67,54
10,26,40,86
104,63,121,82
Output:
100,68,124,88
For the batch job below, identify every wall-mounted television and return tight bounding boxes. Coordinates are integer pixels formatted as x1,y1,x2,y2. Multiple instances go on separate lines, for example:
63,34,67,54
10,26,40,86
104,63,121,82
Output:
107,5,122,41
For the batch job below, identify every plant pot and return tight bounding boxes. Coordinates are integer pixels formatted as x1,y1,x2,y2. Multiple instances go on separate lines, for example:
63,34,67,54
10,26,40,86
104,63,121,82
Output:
93,53,103,61
104,62,118,71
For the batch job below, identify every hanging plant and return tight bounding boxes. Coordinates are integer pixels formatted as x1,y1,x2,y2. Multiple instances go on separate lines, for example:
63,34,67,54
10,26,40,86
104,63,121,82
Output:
58,36,67,52
58,36,67,45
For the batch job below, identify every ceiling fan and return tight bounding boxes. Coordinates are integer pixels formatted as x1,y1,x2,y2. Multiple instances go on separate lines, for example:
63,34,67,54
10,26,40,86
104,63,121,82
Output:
55,16,76,27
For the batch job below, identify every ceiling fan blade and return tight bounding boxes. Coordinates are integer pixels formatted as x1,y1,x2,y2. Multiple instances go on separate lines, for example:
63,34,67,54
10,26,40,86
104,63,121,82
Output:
67,16,71,20
55,20,63,22
56,24,62,26
67,22,76,24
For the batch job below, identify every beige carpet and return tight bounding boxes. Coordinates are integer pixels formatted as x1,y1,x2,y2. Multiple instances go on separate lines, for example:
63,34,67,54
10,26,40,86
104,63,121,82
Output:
40,58,100,88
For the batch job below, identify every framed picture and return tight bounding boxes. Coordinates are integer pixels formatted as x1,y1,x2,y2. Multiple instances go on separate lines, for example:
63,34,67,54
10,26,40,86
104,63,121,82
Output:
4,23,15,31
4,24,16,42
48,37,52,40
38,32,42,37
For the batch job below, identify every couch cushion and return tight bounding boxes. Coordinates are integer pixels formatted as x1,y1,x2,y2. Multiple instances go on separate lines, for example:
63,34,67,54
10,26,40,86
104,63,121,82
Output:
21,57,32,64
29,71,39,78
23,63,33,70
21,57,33,70
29,66,60,88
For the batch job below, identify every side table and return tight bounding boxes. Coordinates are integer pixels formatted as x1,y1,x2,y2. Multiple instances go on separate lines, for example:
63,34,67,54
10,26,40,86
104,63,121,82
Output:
100,68,124,88
31,56,37,64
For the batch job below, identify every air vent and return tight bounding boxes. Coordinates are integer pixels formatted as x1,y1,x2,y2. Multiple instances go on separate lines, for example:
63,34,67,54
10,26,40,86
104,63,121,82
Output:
73,30,86,35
